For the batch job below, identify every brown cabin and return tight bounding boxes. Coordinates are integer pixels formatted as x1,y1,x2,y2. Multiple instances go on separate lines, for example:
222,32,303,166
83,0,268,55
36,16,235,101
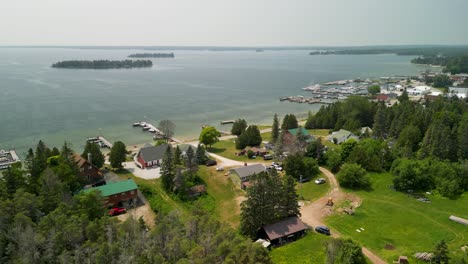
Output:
73,154,105,186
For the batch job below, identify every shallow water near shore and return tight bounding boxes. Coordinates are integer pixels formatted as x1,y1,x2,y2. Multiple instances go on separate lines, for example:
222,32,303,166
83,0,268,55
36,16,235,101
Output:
0,48,428,156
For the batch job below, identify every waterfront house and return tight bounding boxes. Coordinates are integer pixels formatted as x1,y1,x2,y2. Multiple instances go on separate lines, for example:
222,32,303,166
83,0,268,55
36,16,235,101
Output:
231,164,266,182
72,153,105,186
259,216,307,246
136,143,169,168
84,179,138,207
327,129,359,144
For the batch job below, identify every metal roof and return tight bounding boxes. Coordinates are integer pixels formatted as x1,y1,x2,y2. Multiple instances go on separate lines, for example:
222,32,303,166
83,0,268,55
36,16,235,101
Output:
262,216,307,241
84,179,138,197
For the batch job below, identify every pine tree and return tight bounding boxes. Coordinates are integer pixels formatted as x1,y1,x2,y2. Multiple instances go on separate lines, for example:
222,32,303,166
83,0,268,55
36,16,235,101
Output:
109,141,127,169
245,125,262,147
161,146,174,192
231,119,247,136
372,104,387,138
458,114,468,160
172,167,185,195
195,144,206,165
281,175,300,218
81,142,105,168
185,146,197,174
271,113,280,144
61,141,73,160
433,240,450,264
173,146,182,165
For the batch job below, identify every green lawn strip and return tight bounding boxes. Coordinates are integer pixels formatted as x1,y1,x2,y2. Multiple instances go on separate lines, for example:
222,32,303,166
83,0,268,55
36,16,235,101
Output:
261,131,272,142
297,173,330,202
114,169,186,216
209,139,270,163
326,172,468,263
197,166,244,227
307,129,330,137
270,232,330,264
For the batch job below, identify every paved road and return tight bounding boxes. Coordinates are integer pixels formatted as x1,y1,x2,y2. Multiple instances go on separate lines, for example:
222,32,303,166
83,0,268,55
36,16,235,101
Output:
300,167,387,264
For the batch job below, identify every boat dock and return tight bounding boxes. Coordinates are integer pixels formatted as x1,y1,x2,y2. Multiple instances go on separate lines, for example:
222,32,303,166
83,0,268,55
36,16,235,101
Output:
0,149,21,170
279,96,331,104
221,120,235,125
98,136,113,148
133,121,183,144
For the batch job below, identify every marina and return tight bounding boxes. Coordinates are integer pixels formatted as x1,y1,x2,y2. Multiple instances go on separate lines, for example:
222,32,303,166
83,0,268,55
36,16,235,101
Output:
132,122,182,143
0,149,20,170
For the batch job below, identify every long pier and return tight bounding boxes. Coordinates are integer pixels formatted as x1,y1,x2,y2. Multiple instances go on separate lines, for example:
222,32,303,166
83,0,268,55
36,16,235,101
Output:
98,136,113,148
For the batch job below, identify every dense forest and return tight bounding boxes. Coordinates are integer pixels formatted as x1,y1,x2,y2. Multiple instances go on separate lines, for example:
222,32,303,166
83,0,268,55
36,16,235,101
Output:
411,54,468,74
128,53,175,58
52,60,152,69
0,141,271,263
306,94,468,198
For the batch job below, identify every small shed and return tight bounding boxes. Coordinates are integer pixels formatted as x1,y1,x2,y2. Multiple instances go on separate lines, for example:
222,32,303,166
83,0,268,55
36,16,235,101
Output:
259,216,307,246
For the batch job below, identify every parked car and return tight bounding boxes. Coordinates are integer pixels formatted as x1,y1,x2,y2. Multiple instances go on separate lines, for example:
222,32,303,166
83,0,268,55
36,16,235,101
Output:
109,207,126,216
298,177,311,183
216,166,224,171
315,178,326,184
315,226,330,236
275,166,283,171
206,160,217,166
263,154,273,160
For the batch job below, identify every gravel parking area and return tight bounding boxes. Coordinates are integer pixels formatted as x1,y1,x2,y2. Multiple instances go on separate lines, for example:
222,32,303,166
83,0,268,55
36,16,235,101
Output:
122,161,161,179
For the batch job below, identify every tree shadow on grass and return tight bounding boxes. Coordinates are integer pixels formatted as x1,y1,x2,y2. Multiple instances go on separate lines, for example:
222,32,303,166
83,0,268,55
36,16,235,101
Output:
208,147,227,154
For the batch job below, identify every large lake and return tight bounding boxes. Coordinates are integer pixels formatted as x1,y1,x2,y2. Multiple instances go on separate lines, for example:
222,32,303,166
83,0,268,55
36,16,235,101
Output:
0,48,428,156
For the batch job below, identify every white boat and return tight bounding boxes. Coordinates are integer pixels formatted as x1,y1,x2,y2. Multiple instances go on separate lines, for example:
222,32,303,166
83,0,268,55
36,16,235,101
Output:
142,125,151,131
148,128,156,133
132,122,141,127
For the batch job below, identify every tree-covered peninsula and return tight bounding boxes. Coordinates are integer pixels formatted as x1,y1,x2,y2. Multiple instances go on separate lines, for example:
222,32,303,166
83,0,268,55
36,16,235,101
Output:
51,59,152,69
128,53,175,58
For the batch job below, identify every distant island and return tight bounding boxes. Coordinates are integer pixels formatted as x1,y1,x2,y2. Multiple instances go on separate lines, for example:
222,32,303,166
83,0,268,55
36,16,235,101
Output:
52,60,153,69
128,53,175,58
309,51,336,55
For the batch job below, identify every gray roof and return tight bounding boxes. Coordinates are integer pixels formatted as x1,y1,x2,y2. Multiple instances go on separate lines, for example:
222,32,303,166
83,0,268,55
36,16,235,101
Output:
233,164,266,178
139,144,169,162
263,216,307,240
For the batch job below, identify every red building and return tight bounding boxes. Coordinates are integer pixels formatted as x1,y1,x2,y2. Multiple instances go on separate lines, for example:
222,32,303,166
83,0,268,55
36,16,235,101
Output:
136,143,169,168
73,154,105,186
84,179,138,207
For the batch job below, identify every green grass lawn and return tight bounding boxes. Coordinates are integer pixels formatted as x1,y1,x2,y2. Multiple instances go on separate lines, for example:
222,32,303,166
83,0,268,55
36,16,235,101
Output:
307,129,330,137
298,174,330,202
270,232,330,264
209,139,271,163
261,131,272,142
326,172,468,263
197,166,244,227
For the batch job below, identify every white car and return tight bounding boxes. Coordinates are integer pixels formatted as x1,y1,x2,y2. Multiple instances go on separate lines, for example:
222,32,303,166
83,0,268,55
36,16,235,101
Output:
315,178,326,184
216,166,224,171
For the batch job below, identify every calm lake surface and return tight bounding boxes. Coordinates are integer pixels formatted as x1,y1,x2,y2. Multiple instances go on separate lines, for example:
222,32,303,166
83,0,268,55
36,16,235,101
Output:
0,48,428,156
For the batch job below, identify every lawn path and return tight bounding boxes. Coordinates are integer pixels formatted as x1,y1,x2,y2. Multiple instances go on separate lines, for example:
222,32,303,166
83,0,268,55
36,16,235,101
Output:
300,167,387,264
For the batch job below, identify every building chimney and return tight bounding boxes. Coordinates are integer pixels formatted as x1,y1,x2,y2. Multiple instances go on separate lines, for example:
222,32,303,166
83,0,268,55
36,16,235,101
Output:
88,152,92,165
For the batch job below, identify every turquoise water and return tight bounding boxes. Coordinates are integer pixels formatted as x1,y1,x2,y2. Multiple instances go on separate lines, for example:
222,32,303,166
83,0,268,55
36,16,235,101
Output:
0,48,429,156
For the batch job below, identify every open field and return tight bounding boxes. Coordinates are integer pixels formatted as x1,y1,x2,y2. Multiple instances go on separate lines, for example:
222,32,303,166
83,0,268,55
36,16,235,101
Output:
197,166,244,227
270,232,330,264
326,172,468,263
209,139,271,163
298,174,330,202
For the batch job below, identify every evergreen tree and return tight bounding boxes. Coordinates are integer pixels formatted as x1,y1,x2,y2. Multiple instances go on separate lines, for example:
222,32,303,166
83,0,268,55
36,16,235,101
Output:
3,163,24,198
172,167,185,195
185,146,197,174
161,146,174,192
236,131,248,150
399,89,409,102
458,113,468,160
433,240,450,264
271,113,280,144
274,129,286,159
245,125,262,147
231,119,247,136
81,142,105,168
195,144,207,165
173,145,182,165
372,103,387,138
281,114,299,130
60,141,74,160
109,141,127,169
281,176,301,217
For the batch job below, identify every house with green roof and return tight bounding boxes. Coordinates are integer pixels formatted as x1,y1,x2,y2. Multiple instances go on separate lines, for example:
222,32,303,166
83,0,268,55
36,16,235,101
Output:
84,179,138,207
283,127,316,146
327,129,359,144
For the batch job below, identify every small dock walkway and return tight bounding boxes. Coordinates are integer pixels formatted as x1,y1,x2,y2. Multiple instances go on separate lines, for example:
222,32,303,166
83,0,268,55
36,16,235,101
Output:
98,136,113,148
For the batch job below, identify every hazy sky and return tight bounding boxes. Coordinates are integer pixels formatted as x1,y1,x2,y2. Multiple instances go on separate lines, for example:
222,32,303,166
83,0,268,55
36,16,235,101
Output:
1,0,468,46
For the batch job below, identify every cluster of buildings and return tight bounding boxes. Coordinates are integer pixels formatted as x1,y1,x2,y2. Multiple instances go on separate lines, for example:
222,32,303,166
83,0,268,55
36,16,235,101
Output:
0,149,20,170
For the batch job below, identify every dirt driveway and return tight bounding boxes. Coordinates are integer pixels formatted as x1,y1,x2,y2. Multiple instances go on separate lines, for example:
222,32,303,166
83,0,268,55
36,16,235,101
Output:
300,167,386,264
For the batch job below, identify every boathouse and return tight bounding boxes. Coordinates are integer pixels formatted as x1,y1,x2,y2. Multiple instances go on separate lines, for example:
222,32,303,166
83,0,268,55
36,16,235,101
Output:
136,143,169,169
259,216,307,246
